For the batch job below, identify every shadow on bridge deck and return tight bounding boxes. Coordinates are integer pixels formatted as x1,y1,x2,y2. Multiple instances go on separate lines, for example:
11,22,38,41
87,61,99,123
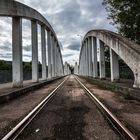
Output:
0,77,64,104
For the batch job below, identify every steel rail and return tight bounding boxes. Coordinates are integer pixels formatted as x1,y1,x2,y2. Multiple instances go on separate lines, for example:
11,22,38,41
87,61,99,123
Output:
75,76,137,140
2,78,67,140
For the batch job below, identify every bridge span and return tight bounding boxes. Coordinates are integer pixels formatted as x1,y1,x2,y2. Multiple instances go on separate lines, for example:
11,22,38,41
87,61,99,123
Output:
0,0,140,140
78,30,140,88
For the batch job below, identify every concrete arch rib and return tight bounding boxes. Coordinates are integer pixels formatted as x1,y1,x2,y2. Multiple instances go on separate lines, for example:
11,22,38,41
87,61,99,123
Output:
82,29,140,88
0,0,57,41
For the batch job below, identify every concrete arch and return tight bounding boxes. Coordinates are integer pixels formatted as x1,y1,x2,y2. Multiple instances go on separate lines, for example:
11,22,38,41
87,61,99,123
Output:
0,0,64,87
80,29,140,88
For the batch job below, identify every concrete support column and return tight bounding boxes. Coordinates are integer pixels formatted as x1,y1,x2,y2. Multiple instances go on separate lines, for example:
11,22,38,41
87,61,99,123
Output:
31,20,38,82
41,25,46,80
54,43,57,77
83,44,86,76
12,17,23,87
58,51,61,76
84,42,86,76
92,37,98,78
99,40,105,79
47,31,52,78
88,37,92,77
51,36,55,77
56,47,59,76
110,48,119,82
85,39,88,76
81,53,83,75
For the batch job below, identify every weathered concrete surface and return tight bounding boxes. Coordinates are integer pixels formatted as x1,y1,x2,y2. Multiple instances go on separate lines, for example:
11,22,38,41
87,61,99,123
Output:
16,76,121,140
12,16,23,87
74,62,78,74
47,31,52,79
0,77,65,139
0,0,64,83
78,76,140,139
0,0,55,36
110,48,119,82
83,29,140,88
99,40,106,79
41,25,47,80
31,20,38,82
91,36,98,78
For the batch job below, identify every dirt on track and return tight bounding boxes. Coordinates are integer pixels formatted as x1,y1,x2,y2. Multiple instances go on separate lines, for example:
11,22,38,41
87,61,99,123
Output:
17,75,121,140
78,76,140,139
0,78,65,139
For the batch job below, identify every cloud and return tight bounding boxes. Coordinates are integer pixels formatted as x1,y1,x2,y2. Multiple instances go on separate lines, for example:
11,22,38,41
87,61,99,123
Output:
67,41,80,51
0,0,116,65
63,54,73,58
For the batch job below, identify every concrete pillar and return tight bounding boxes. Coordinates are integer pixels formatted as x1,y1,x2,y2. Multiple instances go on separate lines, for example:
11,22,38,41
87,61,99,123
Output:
54,42,57,77
12,17,23,87
84,42,86,76
56,47,59,76
110,48,119,82
64,62,67,75
92,37,98,78
83,44,85,76
99,40,105,79
58,50,61,76
88,37,92,77
51,36,55,77
85,39,88,76
31,20,38,82
47,31,52,78
74,62,78,74
81,53,83,75
41,25,47,80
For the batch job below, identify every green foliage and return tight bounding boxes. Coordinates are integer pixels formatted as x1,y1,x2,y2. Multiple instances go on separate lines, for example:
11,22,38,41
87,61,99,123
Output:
0,60,12,70
23,61,32,71
0,60,42,72
103,0,140,44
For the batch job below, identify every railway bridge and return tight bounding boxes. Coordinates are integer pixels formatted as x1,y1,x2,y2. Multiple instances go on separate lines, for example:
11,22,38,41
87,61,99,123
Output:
0,0,140,140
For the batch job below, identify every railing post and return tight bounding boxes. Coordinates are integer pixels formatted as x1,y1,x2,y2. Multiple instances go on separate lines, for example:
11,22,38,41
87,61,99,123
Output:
110,48,119,82
31,20,38,82
47,31,52,79
41,25,47,80
92,37,98,78
12,17,23,87
99,40,105,79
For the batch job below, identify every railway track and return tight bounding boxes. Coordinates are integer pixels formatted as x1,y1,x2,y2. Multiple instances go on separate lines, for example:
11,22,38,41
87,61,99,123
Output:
2,75,137,140
75,76,136,140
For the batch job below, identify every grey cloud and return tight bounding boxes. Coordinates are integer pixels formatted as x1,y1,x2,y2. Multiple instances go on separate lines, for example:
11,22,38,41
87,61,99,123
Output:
0,53,12,58
0,41,12,51
23,45,31,51
1,0,115,64
23,54,31,58
67,40,80,51
63,54,73,58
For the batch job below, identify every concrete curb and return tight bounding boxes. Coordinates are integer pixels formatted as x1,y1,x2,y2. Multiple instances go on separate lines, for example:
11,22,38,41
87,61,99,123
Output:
0,76,65,104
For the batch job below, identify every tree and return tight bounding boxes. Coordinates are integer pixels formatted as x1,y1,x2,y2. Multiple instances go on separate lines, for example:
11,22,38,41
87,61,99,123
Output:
103,0,140,44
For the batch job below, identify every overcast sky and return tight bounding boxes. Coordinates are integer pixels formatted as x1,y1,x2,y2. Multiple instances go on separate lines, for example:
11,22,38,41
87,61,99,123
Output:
0,0,116,65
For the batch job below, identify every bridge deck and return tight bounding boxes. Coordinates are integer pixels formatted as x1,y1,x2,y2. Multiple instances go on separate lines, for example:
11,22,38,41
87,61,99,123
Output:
0,75,140,139
16,75,121,140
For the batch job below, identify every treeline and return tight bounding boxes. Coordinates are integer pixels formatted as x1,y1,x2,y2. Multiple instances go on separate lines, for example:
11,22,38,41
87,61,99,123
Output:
0,60,43,72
